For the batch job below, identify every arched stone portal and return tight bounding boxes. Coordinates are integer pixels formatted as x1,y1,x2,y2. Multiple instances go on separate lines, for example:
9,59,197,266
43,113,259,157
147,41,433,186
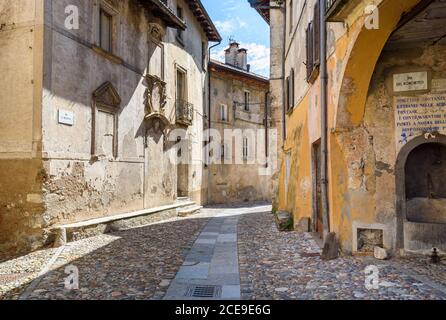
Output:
396,135,446,252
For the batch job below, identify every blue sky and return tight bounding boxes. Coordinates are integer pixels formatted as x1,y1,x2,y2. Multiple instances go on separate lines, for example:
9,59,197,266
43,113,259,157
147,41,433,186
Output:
202,0,270,77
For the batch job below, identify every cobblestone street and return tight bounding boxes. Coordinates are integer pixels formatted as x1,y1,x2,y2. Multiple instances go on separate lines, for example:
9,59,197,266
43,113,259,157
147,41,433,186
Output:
1,203,445,300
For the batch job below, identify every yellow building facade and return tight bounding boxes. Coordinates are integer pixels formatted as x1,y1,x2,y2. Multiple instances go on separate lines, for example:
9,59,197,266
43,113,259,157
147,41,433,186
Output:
251,0,446,254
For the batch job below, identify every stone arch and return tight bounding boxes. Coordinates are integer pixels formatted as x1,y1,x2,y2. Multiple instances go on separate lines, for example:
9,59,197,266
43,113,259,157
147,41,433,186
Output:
334,0,422,130
395,134,446,251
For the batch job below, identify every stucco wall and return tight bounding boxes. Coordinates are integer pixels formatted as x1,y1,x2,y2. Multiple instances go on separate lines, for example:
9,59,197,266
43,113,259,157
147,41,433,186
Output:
0,0,211,256
0,0,45,255
209,71,271,204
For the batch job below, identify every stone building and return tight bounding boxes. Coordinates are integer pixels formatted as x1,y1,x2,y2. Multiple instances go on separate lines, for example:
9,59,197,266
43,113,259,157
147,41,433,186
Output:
0,0,221,256
251,0,446,254
208,42,272,204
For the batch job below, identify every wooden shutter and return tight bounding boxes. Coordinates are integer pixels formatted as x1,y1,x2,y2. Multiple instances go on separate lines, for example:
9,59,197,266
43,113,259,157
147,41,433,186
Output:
291,68,295,108
306,22,314,82
285,77,290,111
313,0,321,66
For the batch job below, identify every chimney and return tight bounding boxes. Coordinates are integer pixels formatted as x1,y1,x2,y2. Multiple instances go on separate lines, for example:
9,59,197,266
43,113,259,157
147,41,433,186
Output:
247,64,251,73
236,48,248,71
225,41,239,67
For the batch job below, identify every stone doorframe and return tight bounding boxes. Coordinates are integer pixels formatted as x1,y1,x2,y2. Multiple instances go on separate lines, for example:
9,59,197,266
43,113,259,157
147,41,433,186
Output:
394,133,446,250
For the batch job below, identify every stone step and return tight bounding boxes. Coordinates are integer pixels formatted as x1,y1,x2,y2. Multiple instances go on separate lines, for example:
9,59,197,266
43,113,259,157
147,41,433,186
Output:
52,201,196,247
177,197,190,202
178,205,203,217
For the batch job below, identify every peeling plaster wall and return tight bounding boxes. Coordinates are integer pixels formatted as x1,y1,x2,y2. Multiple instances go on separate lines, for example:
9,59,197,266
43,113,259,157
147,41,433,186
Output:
274,0,432,253
0,0,45,256
41,0,210,226
165,0,210,205
41,0,150,228
208,72,271,204
0,0,210,256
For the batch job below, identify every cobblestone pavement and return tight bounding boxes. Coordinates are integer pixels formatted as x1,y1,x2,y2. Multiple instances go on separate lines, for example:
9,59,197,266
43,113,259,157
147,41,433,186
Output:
2,204,446,300
1,217,208,300
238,212,446,300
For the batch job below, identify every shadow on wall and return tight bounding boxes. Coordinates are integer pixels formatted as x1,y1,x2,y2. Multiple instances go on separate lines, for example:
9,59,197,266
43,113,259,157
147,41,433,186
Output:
1,217,210,300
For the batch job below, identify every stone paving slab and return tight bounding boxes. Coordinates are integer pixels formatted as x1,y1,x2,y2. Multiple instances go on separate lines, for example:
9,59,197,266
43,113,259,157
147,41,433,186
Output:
164,214,242,300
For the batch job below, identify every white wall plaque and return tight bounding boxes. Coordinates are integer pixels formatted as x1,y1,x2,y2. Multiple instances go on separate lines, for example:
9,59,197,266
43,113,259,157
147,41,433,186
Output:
393,71,428,93
58,110,74,126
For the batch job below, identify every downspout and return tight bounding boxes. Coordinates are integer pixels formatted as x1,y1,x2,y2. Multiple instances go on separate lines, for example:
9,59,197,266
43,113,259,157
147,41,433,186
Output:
208,41,221,130
265,91,270,167
281,4,286,143
207,41,221,204
320,0,329,238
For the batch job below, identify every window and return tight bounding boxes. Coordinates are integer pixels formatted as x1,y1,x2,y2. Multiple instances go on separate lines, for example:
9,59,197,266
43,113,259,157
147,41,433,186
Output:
289,0,294,34
176,68,187,101
220,104,228,122
306,0,321,83
99,8,113,52
243,137,249,160
148,39,164,80
176,6,184,43
244,91,250,111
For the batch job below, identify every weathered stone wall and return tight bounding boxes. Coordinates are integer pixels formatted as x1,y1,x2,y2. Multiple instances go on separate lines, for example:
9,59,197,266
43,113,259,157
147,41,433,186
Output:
208,71,271,204
358,42,446,251
0,0,211,256
0,0,45,256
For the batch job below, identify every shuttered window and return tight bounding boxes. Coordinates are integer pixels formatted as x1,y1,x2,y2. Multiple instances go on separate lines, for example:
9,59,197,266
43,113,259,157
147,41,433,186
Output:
306,0,321,83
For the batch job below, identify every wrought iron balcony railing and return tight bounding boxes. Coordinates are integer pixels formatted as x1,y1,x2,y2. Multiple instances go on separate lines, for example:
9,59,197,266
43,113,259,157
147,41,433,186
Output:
176,99,194,126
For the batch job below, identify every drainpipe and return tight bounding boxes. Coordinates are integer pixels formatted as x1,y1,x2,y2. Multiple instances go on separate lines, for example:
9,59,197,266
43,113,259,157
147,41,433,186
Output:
320,0,330,238
265,91,270,167
208,41,221,130
207,41,221,204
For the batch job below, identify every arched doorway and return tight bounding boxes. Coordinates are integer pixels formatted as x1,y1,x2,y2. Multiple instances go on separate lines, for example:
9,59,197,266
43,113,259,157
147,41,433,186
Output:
396,135,446,252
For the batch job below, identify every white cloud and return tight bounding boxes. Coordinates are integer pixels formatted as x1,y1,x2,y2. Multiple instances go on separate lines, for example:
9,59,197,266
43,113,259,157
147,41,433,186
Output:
214,16,249,36
211,42,270,77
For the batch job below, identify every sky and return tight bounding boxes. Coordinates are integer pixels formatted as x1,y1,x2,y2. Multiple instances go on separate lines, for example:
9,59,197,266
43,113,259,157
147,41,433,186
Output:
201,0,270,77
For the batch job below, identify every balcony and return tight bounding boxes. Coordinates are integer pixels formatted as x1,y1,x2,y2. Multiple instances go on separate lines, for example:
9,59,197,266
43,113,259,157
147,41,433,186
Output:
326,0,361,22
176,99,194,126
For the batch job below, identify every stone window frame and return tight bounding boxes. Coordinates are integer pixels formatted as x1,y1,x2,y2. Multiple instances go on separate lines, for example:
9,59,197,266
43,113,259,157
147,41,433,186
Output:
148,23,166,81
94,0,120,56
91,82,122,161
175,64,188,102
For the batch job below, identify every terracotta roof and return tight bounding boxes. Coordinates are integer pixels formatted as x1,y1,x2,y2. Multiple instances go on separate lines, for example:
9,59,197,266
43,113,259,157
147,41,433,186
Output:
248,0,270,24
184,0,222,42
209,59,269,84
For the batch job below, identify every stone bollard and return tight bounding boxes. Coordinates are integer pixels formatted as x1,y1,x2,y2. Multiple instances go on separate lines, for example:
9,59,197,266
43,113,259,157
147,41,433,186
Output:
322,232,339,260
